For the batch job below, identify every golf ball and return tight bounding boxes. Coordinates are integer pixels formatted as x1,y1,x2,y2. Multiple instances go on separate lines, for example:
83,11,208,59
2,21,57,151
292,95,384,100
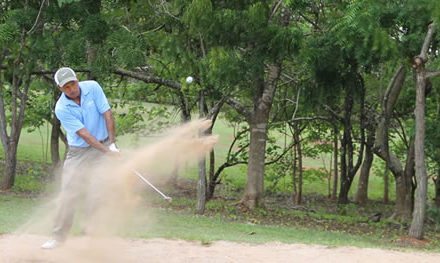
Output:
186,76,194,84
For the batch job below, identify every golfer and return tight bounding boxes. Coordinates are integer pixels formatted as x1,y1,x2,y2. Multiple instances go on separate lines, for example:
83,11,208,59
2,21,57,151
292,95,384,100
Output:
41,67,119,249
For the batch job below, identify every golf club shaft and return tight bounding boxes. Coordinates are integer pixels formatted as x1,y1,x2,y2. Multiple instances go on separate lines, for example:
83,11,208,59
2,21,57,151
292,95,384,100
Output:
132,170,172,200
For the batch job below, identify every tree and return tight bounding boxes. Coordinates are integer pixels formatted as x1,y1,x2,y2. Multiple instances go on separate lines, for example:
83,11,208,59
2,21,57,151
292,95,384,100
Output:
409,22,439,240
0,1,48,189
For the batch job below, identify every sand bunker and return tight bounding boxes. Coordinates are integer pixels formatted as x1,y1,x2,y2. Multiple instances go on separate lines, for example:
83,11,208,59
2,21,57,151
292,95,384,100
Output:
1,234,440,263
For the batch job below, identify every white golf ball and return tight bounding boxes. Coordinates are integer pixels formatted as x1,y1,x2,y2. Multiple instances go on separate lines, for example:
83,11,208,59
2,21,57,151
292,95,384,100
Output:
186,76,194,84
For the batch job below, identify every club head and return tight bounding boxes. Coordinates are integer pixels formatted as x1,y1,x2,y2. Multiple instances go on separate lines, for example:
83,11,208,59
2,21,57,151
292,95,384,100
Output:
165,196,172,202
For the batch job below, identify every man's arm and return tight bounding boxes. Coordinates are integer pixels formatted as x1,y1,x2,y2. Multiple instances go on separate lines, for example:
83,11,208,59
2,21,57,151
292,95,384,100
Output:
76,128,110,153
103,109,116,143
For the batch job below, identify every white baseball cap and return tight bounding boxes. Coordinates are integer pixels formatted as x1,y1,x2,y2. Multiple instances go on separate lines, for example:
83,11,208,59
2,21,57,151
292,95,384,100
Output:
54,67,78,87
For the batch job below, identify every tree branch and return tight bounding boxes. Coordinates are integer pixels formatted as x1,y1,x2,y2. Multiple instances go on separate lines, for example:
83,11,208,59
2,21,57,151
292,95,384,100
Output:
226,97,253,122
113,68,181,90
265,140,295,166
290,116,330,123
207,97,226,122
426,70,440,79
419,22,436,61
323,104,343,122
269,0,283,20
27,0,47,35
384,65,406,117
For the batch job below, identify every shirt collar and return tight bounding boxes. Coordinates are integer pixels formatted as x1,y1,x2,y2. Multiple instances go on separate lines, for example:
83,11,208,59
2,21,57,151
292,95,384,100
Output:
62,83,91,106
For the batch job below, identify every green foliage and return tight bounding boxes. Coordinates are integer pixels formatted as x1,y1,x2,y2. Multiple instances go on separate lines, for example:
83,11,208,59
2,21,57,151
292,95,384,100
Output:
57,0,81,7
183,0,213,35
24,80,53,131
202,47,244,89
83,14,109,44
427,206,440,226
0,22,18,45
265,159,290,193
114,103,147,136
143,104,175,134
105,28,147,68
13,166,46,193
13,174,45,193
302,168,327,184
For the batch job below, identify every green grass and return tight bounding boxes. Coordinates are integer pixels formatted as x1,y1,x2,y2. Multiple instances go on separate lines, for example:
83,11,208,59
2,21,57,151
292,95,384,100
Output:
132,210,390,248
0,195,40,234
0,194,414,251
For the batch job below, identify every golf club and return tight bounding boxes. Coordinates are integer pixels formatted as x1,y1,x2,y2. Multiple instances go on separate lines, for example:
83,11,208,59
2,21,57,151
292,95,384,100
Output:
132,169,172,202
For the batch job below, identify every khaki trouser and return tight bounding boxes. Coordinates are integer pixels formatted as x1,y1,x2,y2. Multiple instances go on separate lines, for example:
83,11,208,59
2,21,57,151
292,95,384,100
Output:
52,141,109,241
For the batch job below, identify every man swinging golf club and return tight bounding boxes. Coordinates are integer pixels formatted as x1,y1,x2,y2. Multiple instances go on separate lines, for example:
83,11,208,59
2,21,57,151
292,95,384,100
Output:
41,67,120,249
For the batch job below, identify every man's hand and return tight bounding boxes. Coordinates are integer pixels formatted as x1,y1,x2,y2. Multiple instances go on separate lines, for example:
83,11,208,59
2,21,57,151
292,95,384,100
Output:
108,143,120,153
107,142,121,158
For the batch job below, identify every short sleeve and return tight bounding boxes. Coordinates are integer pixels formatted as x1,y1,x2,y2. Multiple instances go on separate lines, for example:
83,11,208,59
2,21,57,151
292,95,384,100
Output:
92,81,111,114
55,107,84,135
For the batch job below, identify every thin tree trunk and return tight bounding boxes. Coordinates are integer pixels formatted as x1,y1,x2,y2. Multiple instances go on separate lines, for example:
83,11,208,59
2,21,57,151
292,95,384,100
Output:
355,131,374,205
395,139,415,219
206,150,216,200
327,154,332,198
408,22,435,239
338,85,354,204
50,87,62,166
291,139,297,203
294,127,303,205
196,156,207,214
383,165,390,204
196,91,207,214
435,173,440,208
332,125,338,200
1,145,18,189
409,59,428,239
50,116,61,164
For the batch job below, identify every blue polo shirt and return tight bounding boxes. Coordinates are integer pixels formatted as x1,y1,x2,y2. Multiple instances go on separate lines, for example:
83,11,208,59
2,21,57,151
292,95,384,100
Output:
55,80,110,147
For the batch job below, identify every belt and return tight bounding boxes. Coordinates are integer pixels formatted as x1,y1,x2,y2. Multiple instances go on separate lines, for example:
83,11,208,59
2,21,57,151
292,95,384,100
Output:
99,137,109,143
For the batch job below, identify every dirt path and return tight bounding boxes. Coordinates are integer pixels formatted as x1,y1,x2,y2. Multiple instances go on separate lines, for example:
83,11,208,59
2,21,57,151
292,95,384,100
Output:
1,234,440,263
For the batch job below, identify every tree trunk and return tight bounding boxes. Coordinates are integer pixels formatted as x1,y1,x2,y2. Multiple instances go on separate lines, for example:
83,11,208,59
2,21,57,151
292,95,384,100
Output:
373,65,413,220
1,145,18,190
338,75,366,204
409,58,429,240
355,130,374,205
291,138,297,203
332,125,338,200
393,139,415,220
435,172,440,208
196,157,207,214
294,127,303,205
383,165,390,204
240,64,280,209
50,114,60,164
206,150,216,200
339,108,349,204
196,91,207,214
241,119,268,209
0,71,31,190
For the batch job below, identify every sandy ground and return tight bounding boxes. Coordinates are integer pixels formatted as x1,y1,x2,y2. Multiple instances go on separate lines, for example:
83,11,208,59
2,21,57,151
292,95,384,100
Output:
1,235,440,263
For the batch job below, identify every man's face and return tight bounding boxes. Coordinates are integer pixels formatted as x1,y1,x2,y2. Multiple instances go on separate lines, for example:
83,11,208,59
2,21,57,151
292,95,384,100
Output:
59,81,80,99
